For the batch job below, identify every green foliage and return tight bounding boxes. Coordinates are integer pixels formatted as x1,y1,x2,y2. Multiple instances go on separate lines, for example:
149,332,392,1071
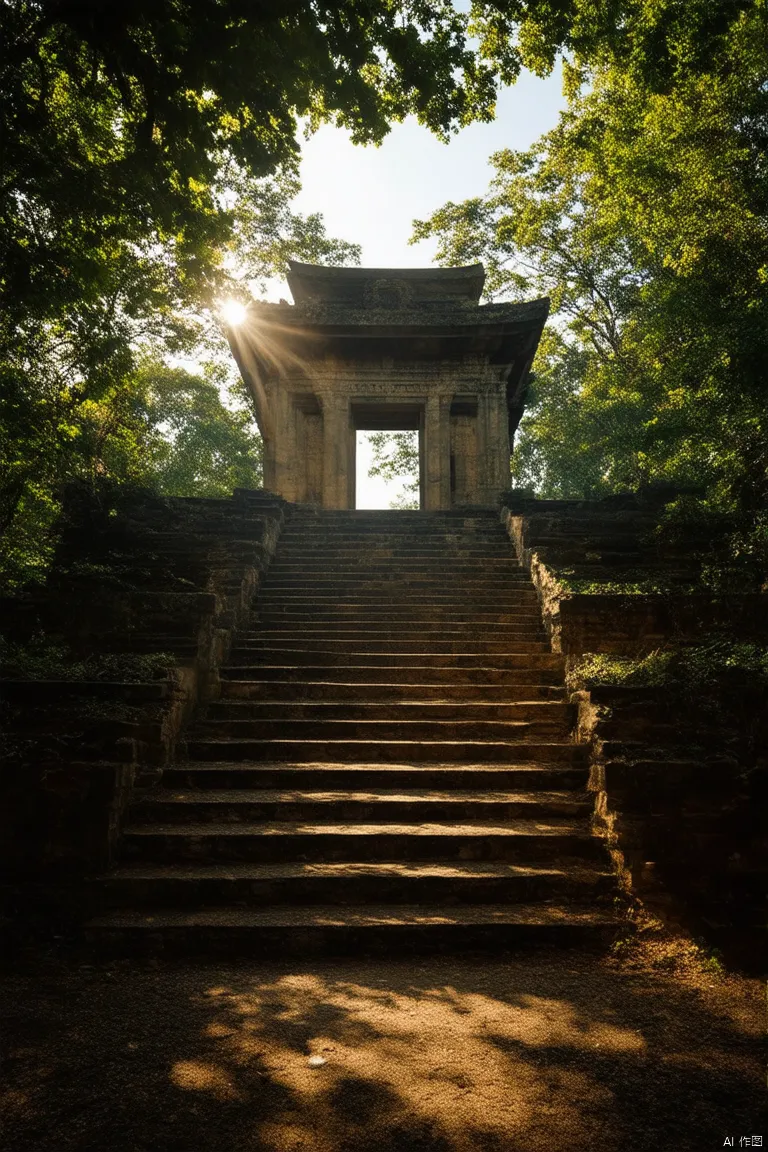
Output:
0,637,174,682
0,351,270,588
654,497,768,595
5,0,767,587
3,0,503,588
573,650,677,688
389,489,421,512
367,431,421,510
412,1,768,586
121,360,265,499
573,641,768,689
557,573,698,596
0,167,361,586
468,0,756,89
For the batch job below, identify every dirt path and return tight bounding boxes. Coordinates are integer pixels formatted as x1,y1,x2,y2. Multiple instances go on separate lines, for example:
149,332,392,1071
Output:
1,944,764,1152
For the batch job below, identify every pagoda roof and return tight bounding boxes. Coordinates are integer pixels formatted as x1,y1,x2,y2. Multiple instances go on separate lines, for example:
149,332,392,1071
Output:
228,262,549,374
286,261,486,309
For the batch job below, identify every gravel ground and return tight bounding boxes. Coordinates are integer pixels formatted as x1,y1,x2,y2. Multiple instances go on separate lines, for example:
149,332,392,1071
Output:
0,941,764,1152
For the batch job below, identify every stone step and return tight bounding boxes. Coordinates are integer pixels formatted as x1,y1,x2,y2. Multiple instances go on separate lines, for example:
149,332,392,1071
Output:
79,502,620,956
272,539,520,548
271,541,517,552
273,549,519,561
221,650,563,668
86,903,618,954
282,519,503,529
279,533,510,545
267,560,523,573
244,624,545,639
285,535,482,544
288,509,498,517
256,592,541,605
264,572,530,585
288,508,498,517
264,552,522,566
219,680,565,701
163,760,589,790
281,519,504,527
96,860,613,908
205,700,571,721
248,607,542,622
252,611,543,625
219,664,565,685
272,560,521,571
274,535,512,544
257,590,539,603
280,527,507,536
122,818,603,863
184,738,583,763
251,613,544,627
191,719,571,743
243,625,546,638
230,639,551,656
259,577,534,591
131,787,590,824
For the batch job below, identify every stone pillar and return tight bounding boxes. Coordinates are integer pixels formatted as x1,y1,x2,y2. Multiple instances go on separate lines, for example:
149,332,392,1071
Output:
262,439,277,494
424,394,452,510
271,386,295,501
487,392,511,498
476,392,510,504
322,394,352,509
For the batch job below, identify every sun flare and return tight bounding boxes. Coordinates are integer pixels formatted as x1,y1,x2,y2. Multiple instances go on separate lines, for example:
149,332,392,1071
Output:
219,299,248,327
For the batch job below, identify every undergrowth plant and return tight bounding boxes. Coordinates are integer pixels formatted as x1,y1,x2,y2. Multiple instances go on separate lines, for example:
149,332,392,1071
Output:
0,638,174,682
572,640,768,691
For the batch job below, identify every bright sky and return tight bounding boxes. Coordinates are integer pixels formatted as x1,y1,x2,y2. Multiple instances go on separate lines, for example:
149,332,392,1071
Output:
292,68,564,271
282,69,565,507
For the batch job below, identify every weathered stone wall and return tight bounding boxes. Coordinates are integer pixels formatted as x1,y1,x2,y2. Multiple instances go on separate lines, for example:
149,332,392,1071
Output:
268,360,512,510
0,487,287,889
502,491,768,956
574,679,767,958
502,492,768,663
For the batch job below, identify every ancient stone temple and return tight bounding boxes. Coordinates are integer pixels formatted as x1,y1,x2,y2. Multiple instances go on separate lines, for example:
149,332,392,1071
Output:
226,262,549,509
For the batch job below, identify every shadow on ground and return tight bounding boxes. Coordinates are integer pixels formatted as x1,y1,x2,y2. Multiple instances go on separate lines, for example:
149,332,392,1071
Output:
0,949,763,1152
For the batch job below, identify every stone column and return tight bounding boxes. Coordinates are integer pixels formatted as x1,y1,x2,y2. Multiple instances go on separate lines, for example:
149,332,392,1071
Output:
487,391,511,498
423,394,452,510
271,386,295,501
476,392,510,504
322,394,352,509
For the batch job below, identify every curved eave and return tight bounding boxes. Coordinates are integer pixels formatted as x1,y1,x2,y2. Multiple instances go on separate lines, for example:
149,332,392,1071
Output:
251,306,549,365
243,296,548,338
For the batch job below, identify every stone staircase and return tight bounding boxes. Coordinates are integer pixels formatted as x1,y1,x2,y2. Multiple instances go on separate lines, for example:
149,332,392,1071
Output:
89,508,617,952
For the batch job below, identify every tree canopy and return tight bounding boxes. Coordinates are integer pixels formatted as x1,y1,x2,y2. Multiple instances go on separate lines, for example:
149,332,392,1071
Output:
367,431,420,510
409,0,768,585
2,0,505,587
3,0,766,585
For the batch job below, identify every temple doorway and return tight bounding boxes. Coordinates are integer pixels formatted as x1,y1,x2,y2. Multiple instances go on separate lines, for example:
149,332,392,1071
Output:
352,402,423,510
355,431,420,509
